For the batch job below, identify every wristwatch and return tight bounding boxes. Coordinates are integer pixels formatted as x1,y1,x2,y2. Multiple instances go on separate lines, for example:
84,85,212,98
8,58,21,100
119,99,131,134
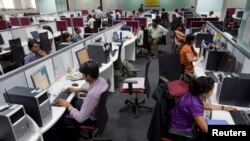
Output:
221,106,224,110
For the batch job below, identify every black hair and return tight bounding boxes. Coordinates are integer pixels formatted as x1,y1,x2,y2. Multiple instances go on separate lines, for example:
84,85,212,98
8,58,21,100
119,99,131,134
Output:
152,19,158,24
140,24,145,30
175,9,179,13
162,8,165,11
174,22,182,30
132,11,135,13
0,15,3,20
28,39,39,49
185,34,197,56
62,32,71,42
79,61,99,79
190,76,214,96
74,27,79,31
141,4,143,6
209,11,214,15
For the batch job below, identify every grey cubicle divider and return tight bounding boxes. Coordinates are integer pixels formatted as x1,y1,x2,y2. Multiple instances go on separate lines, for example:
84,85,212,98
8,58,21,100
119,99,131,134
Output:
0,21,126,103
25,25,39,39
52,49,74,77
11,28,28,42
0,29,13,47
206,21,250,73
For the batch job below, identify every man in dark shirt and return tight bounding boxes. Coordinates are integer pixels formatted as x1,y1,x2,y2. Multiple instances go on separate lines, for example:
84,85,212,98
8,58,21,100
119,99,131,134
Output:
72,27,83,42
24,39,46,64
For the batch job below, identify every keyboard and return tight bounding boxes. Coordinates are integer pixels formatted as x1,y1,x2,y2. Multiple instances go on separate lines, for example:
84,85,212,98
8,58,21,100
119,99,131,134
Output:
51,91,70,106
205,72,218,82
230,110,250,125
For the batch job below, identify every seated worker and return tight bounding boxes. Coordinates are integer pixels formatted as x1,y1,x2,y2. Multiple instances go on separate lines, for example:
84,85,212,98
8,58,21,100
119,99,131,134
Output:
208,11,215,18
169,76,236,140
86,14,96,33
175,9,182,18
136,25,145,46
130,11,136,17
62,32,72,43
173,23,186,54
58,61,108,125
180,34,198,74
71,27,83,42
148,19,168,57
24,39,46,64
194,24,206,36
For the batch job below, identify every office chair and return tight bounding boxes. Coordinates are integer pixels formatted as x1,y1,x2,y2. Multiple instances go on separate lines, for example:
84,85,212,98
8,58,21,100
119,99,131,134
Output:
119,57,153,119
66,80,111,140
137,29,150,58
43,25,53,34
158,54,181,84
148,80,192,141
9,38,25,67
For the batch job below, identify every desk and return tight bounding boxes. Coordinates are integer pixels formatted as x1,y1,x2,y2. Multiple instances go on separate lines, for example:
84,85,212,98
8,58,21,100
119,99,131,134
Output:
27,115,44,141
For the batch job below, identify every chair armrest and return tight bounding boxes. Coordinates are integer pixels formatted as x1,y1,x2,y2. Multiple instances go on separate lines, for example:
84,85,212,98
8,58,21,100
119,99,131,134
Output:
123,80,138,84
128,68,141,72
168,128,193,138
159,76,169,83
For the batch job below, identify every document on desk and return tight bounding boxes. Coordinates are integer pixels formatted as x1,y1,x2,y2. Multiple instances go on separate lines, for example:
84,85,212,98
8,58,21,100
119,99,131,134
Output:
123,78,145,89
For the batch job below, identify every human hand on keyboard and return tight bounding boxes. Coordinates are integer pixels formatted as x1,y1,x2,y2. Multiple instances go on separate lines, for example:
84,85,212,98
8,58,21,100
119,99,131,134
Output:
224,106,237,112
65,87,88,93
57,99,72,108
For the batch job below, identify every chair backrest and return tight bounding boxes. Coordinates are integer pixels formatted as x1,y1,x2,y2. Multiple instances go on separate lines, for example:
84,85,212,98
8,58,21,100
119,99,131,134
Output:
143,29,149,49
159,54,181,81
95,79,110,136
39,32,52,54
43,25,53,34
9,38,25,67
144,57,151,97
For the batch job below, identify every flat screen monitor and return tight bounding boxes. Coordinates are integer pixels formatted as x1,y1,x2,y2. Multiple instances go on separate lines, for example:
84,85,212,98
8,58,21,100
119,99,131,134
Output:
0,34,4,45
219,77,250,107
218,52,236,72
75,48,90,66
30,31,40,40
31,66,51,90
121,26,132,32
112,32,119,42
195,34,214,48
87,45,107,64
236,11,244,19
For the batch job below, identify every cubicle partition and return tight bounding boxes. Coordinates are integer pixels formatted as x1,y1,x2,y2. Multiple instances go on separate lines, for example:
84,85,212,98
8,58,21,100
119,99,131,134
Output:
0,21,126,103
205,22,250,73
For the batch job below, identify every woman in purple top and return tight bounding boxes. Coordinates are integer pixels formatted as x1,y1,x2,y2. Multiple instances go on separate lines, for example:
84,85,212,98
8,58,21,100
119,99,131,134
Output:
169,76,236,136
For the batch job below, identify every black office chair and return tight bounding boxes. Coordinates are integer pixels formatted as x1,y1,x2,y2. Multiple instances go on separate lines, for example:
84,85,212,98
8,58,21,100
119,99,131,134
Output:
158,54,181,84
66,80,111,140
43,25,53,34
9,38,25,67
39,32,52,54
119,57,153,118
137,29,150,58
147,80,193,141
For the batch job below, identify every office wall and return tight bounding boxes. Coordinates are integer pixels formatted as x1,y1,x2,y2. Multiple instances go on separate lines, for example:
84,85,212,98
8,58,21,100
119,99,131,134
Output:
37,0,57,14
196,0,224,19
68,0,100,11
55,0,67,12
237,0,250,52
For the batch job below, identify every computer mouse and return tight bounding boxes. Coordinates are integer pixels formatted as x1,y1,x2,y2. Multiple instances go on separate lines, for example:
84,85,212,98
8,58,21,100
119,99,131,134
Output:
72,83,79,87
79,93,87,97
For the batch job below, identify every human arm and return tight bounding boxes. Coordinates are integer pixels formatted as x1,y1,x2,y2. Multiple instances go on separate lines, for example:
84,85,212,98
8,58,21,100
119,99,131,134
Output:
38,50,46,57
66,87,88,94
186,53,199,62
160,26,168,36
203,102,237,111
194,116,208,133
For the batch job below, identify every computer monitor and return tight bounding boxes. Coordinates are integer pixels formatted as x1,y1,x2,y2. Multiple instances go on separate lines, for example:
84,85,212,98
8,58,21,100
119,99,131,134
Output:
30,31,39,40
31,66,51,90
0,34,4,45
218,52,236,72
121,26,132,32
219,77,250,107
75,48,90,66
236,11,244,19
98,27,106,32
112,32,119,42
195,34,214,48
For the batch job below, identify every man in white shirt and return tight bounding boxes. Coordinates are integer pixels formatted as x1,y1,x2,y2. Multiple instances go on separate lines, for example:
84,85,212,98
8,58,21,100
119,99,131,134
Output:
94,7,103,28
148,19,168,57
86,14,95,32
116,11,121,20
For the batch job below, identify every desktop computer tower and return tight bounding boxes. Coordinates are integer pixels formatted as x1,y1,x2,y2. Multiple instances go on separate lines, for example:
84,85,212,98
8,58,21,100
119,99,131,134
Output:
0,104,31,141
4,86,52,127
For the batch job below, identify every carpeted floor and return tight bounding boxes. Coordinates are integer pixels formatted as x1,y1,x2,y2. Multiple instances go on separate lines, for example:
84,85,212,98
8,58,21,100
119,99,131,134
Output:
100,30,175,141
